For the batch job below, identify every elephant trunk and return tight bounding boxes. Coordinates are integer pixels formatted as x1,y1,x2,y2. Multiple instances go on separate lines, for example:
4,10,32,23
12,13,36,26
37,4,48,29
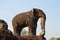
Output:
40,15,46,36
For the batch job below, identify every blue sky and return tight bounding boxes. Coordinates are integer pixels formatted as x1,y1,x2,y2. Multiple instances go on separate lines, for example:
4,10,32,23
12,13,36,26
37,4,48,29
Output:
0,0,60,40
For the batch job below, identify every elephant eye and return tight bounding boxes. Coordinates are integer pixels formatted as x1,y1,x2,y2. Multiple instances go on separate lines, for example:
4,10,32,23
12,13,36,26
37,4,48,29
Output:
34,11,38,16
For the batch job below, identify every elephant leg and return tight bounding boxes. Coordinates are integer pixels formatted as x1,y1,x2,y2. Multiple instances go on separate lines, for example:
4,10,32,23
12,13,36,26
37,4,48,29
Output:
28,22,33,36
16,27,20,36
32,27,36,35
13,27,18,36
28,22,36,36
40,17,46,36
12,23,20,36
31,24,37,36
19,28,22,36
12,20,18,36
16,26,23,36
28,26,33,36
28,24,37,36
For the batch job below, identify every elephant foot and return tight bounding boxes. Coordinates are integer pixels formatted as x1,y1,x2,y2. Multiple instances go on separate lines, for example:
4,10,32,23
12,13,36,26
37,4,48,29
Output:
29,33,33,36
13,34,20,39
13,33,19,36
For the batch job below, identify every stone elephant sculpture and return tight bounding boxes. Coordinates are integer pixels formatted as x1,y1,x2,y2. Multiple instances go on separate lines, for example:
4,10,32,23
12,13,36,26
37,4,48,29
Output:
12,8,46,36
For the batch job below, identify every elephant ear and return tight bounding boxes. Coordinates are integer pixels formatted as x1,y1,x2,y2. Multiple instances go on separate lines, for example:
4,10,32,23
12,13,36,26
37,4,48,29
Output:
32,8,38,17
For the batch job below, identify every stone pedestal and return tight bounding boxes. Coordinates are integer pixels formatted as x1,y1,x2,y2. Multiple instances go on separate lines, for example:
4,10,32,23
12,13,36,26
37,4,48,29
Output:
19,36,46,40
0,29,46,40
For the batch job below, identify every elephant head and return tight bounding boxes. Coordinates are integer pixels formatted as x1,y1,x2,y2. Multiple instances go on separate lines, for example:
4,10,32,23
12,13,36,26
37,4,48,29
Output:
32,8,46,18
32,8,46,36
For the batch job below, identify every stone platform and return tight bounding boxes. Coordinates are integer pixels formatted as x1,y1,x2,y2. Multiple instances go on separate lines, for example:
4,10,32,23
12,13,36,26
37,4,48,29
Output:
18,36,46,40
0,29,46,40
0,36,46,40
